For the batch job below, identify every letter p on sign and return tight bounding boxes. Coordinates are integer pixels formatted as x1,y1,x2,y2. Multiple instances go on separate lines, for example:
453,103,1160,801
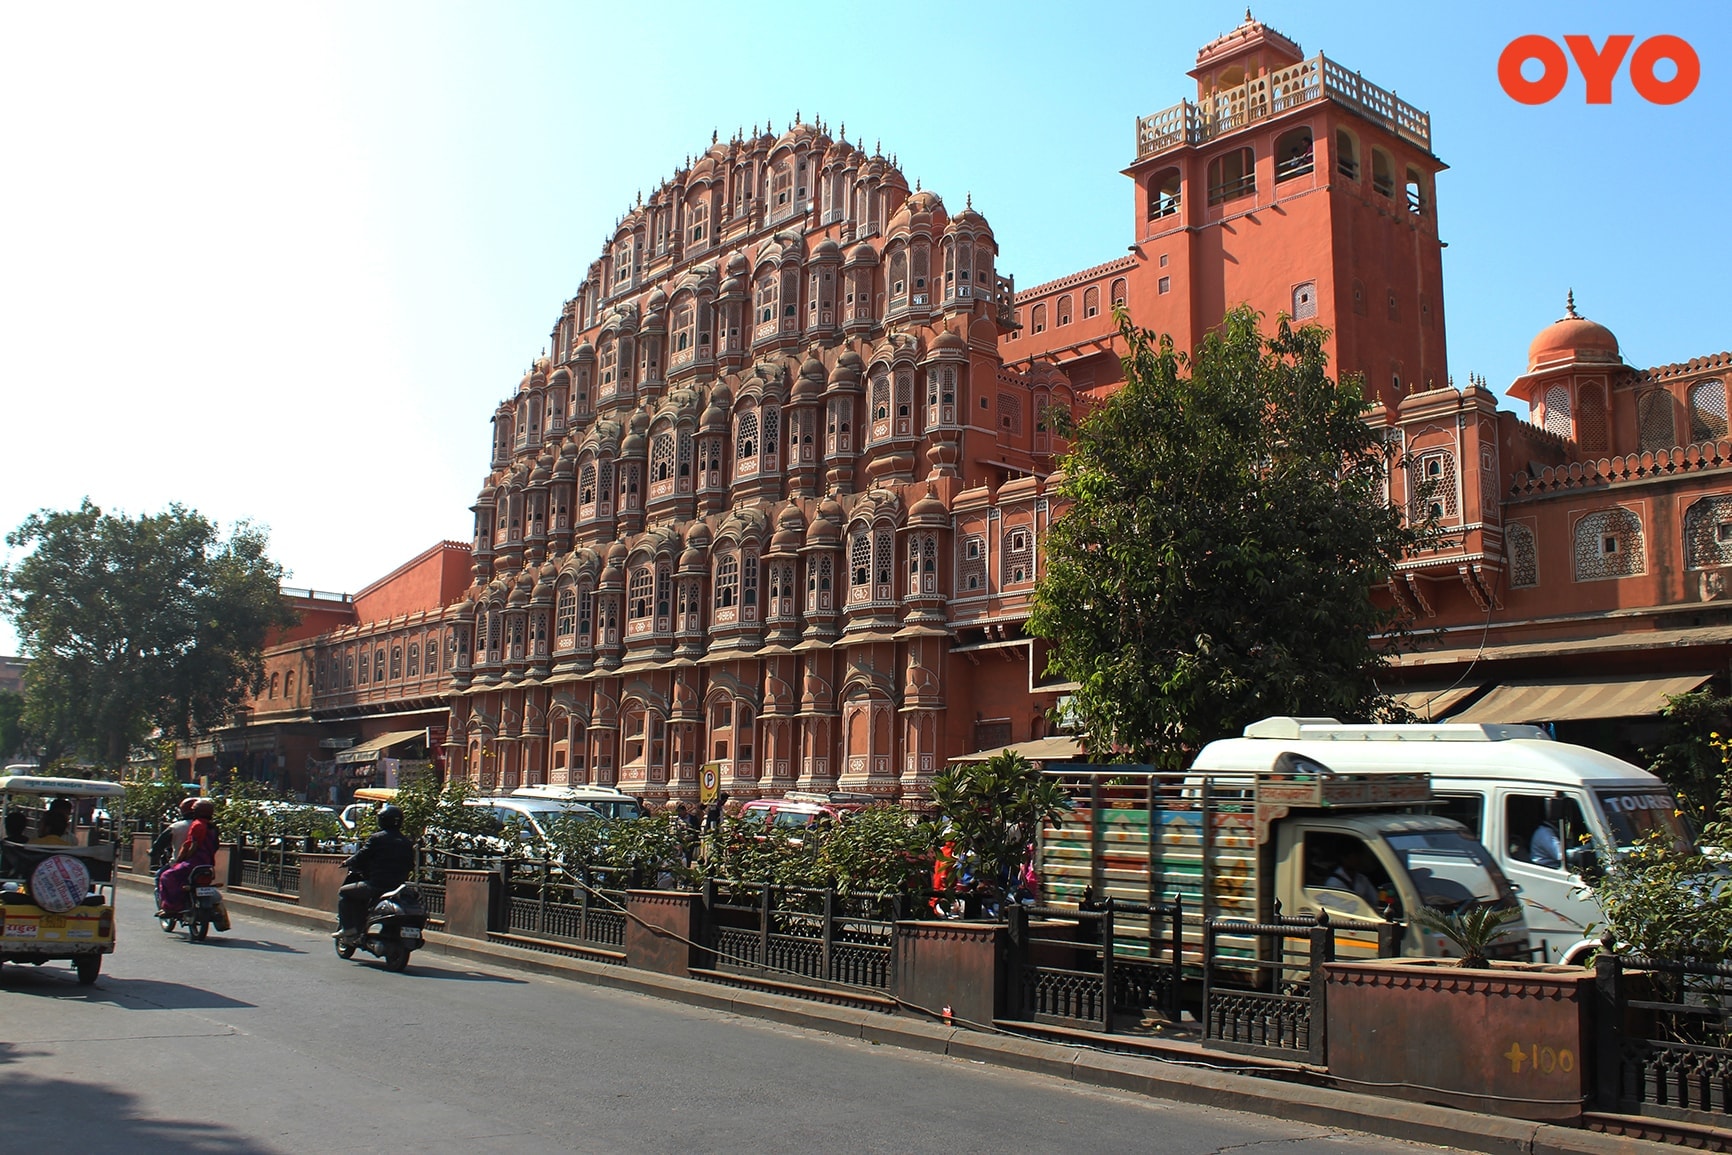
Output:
1499,34,1699,104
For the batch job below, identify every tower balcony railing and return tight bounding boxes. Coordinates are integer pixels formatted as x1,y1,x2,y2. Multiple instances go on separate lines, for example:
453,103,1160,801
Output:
1135,53,1431,160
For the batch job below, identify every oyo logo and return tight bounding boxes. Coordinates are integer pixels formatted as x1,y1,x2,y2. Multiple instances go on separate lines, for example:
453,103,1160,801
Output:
1498,35,1699,104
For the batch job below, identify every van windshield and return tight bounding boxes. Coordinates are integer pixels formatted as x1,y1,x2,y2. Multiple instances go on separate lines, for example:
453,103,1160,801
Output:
1383,829,1518,912
1593,788,1695,853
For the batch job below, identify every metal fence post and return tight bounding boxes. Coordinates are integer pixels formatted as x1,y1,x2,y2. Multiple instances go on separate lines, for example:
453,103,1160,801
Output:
760,877,773,972
1100,898,1116,1034
822,887,836,983
1594,938,1623,1112
537,858,550,936
1201,917,1217,1040
1168,896,1184,1023
1309,909,1332,1067
1377,912,1403,958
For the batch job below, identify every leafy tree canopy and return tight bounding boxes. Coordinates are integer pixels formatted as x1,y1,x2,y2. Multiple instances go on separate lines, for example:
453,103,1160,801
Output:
1,499,295,769
0,688,23,764
1028,307,1434,767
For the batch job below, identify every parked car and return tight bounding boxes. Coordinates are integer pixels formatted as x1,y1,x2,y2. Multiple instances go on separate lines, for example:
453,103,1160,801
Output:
510,784,643,821
427,797,603,857
739,798,839,834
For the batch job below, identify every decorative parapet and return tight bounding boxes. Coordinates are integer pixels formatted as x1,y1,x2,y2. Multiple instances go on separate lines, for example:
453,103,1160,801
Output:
1510,440,1732,498
1135,53,1431,161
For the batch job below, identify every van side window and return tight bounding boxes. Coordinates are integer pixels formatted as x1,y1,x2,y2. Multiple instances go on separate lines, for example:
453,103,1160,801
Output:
1505,793,1586,869
1432,793,1483,839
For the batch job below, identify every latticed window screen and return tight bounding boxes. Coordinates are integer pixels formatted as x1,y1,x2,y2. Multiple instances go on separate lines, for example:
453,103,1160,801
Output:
1690,380,1728,443
1573,508,1645,581
959,536,986,592
998,392,1023,435
1507,523,1538,588
850,531,871,589
650,433,674,480
1683,495,1732,569
1638,390,1677,451
1543,383,1572,438
1410,451,1457,520
555,587,576,638
1576,385,1608,454
736,411,758,459
762,408,779,462
1001,526,1034,585
872,372,890,420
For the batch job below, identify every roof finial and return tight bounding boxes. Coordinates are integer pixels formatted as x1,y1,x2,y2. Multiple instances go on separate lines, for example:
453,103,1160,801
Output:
1565,288,1578,318
712,128,718,144
1245,7,1254,21
966,191,973,210
915,177,921,192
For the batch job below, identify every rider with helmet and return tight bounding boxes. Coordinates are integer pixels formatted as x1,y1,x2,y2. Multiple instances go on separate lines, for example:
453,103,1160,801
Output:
336,804,416,946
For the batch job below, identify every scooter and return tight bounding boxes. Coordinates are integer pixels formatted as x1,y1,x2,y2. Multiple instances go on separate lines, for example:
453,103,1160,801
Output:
157,863,230,942
334,874,427,972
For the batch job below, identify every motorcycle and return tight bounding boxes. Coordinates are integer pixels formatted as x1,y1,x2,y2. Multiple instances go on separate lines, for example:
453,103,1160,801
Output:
334,873,427,972
157,863,229,942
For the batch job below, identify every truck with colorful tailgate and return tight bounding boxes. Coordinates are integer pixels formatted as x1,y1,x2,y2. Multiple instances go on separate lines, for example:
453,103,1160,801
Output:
1036,750,1530,974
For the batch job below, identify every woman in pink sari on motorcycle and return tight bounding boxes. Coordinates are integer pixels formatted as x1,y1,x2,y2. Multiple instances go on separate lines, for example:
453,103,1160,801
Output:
157,799,217,915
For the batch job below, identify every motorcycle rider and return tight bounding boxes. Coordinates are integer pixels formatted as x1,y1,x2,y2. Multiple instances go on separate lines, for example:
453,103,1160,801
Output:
336,804,415,946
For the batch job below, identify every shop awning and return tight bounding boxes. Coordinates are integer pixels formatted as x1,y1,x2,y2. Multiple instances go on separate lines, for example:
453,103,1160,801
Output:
948,736,1086,765
1449,674,1713,724
335,729,429,765
1390,684,1482,721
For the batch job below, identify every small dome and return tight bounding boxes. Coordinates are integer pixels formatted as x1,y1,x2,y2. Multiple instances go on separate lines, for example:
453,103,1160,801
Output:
844,239,879,267
646,287,668,311
931,329,967,354
812,237,842,261
888,188,944,236
727,251,749,277
909,485,948,525
605,539,629,565
684,521,713,549
573,341,595,361
1527,293,1620,371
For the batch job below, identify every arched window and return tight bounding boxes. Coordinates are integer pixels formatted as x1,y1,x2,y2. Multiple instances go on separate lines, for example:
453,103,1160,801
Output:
1638,389,1678,451
1083,286,1100,319
1690,380,1728,443
714,552,738,609
1274,127,1313,183
755,275,776,325
1148,168,1181,219
1542,383,1572,439
1335,130,1359,180
1291,281,1317,320
628,566,653,621
1577,385,1608,454
651,431,674,483
742,552,758,607
407,643,420,678
555,586,577,644
1110,277,1127,307
1371,149,1395,198
579,463,597,506
1573,508,1645,581
1684,495,1732,570
1207,147,1255,205
761,407,779,470
736,410,759,460
849,529,871,600
888,249,907,305
1001,526,1034,585
1404,166,1426,214
1031,303,1047,334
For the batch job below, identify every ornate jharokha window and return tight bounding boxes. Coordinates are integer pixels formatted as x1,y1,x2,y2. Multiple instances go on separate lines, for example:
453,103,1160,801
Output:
761,407,779,472
849,529,872,602
577,590,593,648
555,586,576,646
650,431,675,493
807,555,833,611
1573,508,1646,581
628,566,653,628
714,552,739,614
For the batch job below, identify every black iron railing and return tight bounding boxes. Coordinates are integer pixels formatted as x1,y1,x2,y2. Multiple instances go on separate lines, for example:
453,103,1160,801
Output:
702,879,901,992
502,858,627,951
235,842,300,895
1597,949,1732,1126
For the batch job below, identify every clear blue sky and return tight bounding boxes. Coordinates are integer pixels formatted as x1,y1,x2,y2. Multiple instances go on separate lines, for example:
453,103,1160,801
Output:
2,1,1726,653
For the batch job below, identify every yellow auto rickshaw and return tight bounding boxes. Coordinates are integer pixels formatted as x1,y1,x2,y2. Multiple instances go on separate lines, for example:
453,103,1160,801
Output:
0,775,126,985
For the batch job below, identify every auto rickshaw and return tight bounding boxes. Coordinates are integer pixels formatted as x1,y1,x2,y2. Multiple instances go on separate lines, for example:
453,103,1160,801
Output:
0,775,126,985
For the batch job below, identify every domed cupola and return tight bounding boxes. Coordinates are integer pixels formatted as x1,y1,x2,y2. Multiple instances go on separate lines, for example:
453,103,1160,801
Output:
1526,291,1621,373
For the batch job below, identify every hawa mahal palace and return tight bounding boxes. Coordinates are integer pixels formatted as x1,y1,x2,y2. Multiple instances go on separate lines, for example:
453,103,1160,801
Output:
191,16,1732,796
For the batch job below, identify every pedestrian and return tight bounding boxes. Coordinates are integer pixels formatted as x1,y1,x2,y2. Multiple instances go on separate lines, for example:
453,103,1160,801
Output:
703,791,729,832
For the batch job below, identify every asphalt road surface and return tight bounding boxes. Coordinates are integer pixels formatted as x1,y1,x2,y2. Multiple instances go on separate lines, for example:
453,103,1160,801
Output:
2,894,1463,1154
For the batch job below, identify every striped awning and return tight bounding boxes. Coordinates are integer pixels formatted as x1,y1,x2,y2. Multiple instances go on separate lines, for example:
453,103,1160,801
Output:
1450,674,1712,724
1390,684,1482,721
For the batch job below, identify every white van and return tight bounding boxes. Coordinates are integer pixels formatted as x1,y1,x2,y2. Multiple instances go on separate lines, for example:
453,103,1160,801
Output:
459,796,601,850
1194,717,1699,964
509,785,643,821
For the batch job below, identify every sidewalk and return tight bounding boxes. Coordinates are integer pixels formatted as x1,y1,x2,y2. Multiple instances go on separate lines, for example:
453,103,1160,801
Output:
116,873,1674,1155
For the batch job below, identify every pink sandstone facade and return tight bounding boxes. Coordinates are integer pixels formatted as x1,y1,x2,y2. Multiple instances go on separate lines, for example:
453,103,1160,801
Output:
203,15,1732,796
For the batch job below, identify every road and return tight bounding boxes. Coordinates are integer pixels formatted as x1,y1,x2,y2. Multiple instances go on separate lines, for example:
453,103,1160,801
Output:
2,893,1462,1154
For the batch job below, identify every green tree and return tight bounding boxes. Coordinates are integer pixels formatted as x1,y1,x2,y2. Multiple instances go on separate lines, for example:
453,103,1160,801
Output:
1645,690,1732,824
0,499,296,769
929,751,1069,910
1028,307,1434,766
0,688,23,763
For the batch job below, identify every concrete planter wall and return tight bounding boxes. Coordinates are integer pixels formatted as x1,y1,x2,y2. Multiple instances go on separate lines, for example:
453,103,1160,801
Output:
297,853,350,914
625,890,704,976
1324,959,1594,1122
130,833,154,872
892,921,1008,1027
442,869,500,939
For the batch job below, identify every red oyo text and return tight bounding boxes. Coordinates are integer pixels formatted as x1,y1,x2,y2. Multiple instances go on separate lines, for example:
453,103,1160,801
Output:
1498,35,1699,105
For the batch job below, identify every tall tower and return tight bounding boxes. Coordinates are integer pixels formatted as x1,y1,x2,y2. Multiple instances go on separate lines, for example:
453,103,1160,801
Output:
1009,14,1448,407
